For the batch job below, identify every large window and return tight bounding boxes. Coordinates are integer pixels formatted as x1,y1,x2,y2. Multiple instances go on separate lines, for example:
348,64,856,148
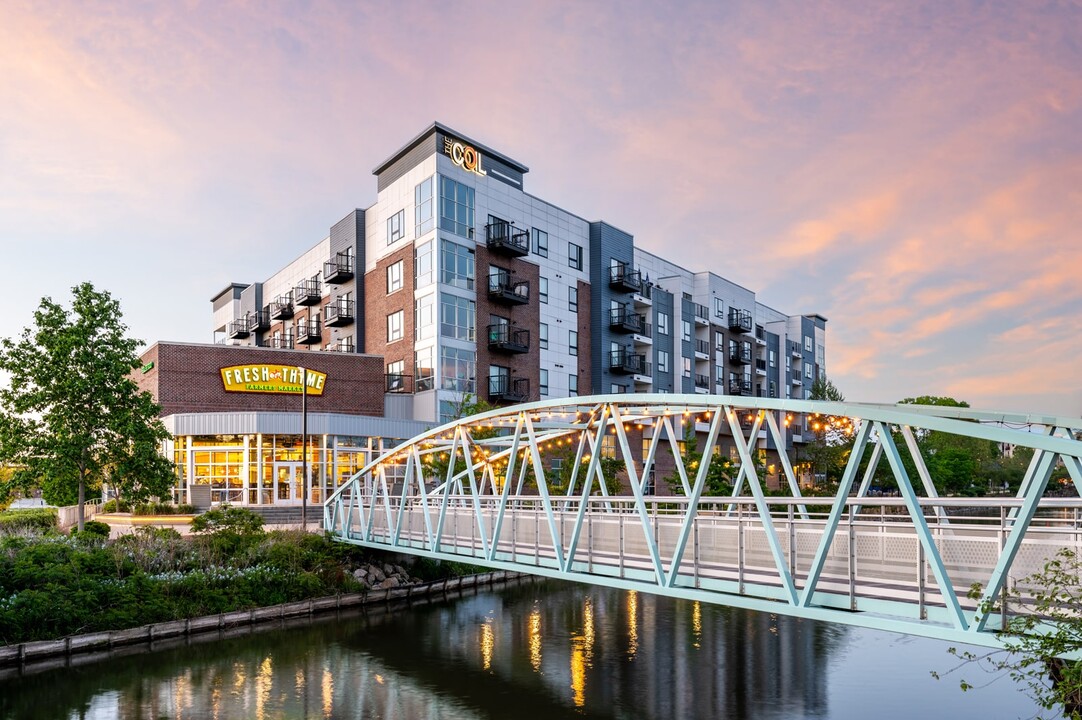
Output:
658,350,669,374
440,346,475,392
386,260,403,293
415,177,434,237
387,209,405,245
415,346,434,391
569,330,578,356
439,176,475,238
415,293,435,341
569,373,578,396
657,313,670,336
415,240,434,288
532,228,549,257
386,310,404,342
441,239,475,290
568,242,583,270
440,293,475,341
540,369,549,396
569,286,578,313
714,297,724,318
682,357,691,378
539,277,549,304
539,323,549,350
681,320,691,343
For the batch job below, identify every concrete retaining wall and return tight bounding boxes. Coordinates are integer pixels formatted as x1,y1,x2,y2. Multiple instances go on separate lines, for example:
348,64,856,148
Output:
0,571,522,668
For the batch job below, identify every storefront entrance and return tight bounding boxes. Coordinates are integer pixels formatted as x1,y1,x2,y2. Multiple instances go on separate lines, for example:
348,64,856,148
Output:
273,462,306,505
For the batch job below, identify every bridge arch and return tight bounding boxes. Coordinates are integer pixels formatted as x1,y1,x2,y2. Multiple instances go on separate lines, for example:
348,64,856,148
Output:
325,394,1082,647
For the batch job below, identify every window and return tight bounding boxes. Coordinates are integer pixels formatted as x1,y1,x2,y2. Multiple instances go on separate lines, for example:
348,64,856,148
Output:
601,435,616,458
540,369,549,396
658,350,669,374
610,383,626,394
817,343,825,365
539,277,549,304
440,293,475,341
386,310,404,342
714,298,724,318
415,346,434,391
769,380,777,398
569,286,578,313
440,346,475,392
532,228,548,257
441,239,475,290
387,360,404,376
415,294,435,341
539,323,549,350
439,176,475,237
769,350,776,368
568,242,583,270
682,357,691,378
569,373,578,396
804,336,813,352
657,313,670,336
805,363,813,379
415,177,434,237
386,260,404,293
387,209,405,245
681,320,691,343
569,330,578,356
415,240,434,287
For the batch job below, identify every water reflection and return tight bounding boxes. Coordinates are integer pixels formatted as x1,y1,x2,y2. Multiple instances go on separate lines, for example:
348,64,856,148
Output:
0,580,1042,720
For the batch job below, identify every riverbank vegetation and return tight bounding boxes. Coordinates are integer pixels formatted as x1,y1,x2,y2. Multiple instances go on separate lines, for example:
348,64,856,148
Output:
0,506,471,645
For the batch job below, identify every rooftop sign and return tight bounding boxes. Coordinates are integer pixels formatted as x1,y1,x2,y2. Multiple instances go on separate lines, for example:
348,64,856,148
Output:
220,365,326,396
443,137,487,176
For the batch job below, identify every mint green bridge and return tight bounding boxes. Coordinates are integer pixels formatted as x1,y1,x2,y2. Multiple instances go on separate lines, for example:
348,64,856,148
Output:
324,395,1082,648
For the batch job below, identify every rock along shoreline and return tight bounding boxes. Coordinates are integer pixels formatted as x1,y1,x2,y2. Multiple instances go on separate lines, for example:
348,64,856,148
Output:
0,570,529,674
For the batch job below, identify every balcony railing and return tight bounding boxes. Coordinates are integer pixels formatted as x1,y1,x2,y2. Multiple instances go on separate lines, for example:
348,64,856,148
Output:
792,344,804,358
487,324,530,353
729,345,752,365
269,334,294,350
294,280,322,306
728,377,752,396
325,300,355,327
489,376,530,403
792,375,804,385
694,373,710,389
269,294,294,320
227,317,252,339
695,339,710,356
415,372,435,392
385,373,412,393
328,338,354,353
296,319,321,345
694,303,709,324
251,309,270,331
487,271,530,305
609,348,645,374
608,262,643,293
609,307,644,334
485,221,530,257
728,309,753,333
323,252,354,284
755,358,767,371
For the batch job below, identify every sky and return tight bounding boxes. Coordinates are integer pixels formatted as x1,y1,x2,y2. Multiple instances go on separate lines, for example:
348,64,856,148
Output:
0,0,1079,417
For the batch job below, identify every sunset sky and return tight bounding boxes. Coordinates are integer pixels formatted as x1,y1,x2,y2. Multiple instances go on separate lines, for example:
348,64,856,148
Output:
1,0,1079,416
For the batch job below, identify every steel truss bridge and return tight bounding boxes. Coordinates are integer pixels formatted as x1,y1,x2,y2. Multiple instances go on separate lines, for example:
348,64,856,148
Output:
325,394,1082,648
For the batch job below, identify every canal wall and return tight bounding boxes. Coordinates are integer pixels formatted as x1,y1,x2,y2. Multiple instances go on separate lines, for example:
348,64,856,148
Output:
0,570,529,672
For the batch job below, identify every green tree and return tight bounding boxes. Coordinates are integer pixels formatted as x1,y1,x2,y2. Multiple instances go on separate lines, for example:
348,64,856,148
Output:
893,395,999,496
0,283,174,530
664,422,739,496
803,375,853,486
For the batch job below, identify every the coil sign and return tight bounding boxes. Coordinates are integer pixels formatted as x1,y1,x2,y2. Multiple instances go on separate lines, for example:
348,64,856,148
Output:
443,137,487,176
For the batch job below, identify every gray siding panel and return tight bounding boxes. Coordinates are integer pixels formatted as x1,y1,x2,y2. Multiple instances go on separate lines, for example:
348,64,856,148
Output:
653,288,675,392
377,134,438,193
589,222,636,393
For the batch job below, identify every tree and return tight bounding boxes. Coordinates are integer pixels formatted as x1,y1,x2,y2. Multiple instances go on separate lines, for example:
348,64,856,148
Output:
663,421,739,497
421,393,499,486
936,549,1082,718
804,375,853,486
0,283,175,530
894,396,999,496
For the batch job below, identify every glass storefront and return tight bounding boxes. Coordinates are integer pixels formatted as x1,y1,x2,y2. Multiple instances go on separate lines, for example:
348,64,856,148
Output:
169,433,394,506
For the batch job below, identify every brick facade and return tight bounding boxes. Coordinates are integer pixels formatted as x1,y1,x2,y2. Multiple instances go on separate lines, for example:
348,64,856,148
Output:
475,245,541,404
135,342,385,417
363,244,416,382
576,279,592,395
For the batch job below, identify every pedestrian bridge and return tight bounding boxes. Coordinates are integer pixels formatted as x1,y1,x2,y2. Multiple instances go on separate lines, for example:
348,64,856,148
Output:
324,394,1082,648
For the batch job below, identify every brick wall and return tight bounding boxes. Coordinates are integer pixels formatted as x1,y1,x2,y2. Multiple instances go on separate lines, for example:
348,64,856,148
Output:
475,246,540,404
136,342,385,417
576,279,592,395
364,245,415,380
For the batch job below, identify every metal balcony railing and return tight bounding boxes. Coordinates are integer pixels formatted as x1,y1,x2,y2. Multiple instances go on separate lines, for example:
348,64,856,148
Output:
488,271,530,305
728,309,753,333
609,307,644,333
323,252,354,284
608,262,643,293
487,324,530,353
485,221,530,257
294,280,322,306
729,377,752,396
729,345,752,365
385,373,412,393
695,339,710,355
325,300,355,327
489,376,530,403
694,303,709,324
227,317,252,339
269,333,294,350
609,349,645,374
694,373,710,389
269,294,294,320
296,319,321,345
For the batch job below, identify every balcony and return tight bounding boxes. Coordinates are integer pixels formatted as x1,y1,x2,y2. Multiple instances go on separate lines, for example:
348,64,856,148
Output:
269,294,294,320
227,317,251,339
328,338,354,353
694,373,711,390
294,280,322,306
323,252,354,284
485,221,530,257
694,303,709,325
791,344,803,358
269,333,294,350
792,375,803,386
609,307,644,334
755,358,768,376
251,309,270,331
609,262,643,293
488,271,530,305
728,345,752,365
728,377,752,396
632,283,653,306
694,339,710,359
609,348,646,374
489,376,530,403
728,309,753,334
296,319,321,345
385,373,413,393
325,300,355,327
487,324,530,354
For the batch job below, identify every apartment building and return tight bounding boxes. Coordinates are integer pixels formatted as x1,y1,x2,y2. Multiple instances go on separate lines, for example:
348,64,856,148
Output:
213,122,828,480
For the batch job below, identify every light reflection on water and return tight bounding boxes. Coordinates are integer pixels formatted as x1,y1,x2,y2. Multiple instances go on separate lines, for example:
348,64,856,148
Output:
0,579,1042,720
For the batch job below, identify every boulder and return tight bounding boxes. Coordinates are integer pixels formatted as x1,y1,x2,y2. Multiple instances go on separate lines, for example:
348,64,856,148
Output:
378,576,400,589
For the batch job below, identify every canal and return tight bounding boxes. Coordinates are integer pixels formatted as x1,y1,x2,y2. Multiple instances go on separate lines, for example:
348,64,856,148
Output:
0,580,1039,719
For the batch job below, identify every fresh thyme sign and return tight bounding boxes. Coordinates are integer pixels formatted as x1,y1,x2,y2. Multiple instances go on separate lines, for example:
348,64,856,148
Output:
220,365,326,395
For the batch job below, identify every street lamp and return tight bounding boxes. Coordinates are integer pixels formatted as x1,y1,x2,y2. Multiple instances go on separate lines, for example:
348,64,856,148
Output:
300,366,308,531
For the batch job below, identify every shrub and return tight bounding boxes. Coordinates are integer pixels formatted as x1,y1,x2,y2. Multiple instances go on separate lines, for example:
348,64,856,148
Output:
73,521,111,539
0,509,59,535
190,505,264,535
100,499,132,513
